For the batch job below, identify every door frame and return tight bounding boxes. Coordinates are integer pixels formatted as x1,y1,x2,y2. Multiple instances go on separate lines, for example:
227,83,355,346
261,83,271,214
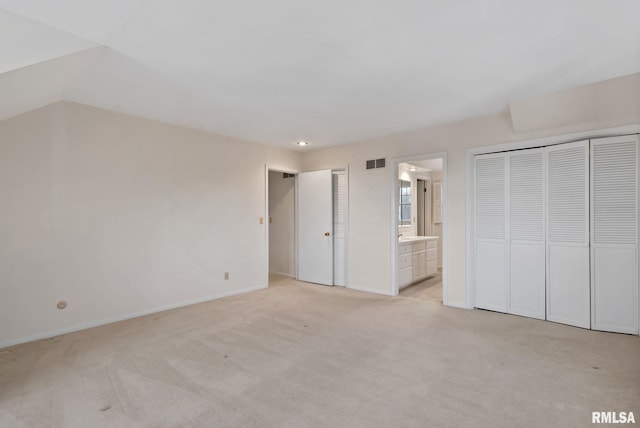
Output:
466,124,640,314
391,152,448,301
268,165,350,288
264,165,300,287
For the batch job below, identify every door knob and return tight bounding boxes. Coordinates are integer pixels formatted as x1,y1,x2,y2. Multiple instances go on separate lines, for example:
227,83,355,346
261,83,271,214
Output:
324,232,331,236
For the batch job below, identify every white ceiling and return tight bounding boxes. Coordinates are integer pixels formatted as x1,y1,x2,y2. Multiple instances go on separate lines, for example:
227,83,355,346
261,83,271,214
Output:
407,159,443,172
2,0,640,149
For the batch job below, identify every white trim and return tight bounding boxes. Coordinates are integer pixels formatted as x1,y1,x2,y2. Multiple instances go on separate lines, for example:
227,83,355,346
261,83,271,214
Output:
390,162,398,295
391,152,448,305
0,284,267,349
441,154,449,306
347,284,396,297
466,123,640,311
265,165,269,287
465,152,475,308
443,301,469,310
344,165,350,288
392,161,400,295
269,271,296,278
467,124,640,157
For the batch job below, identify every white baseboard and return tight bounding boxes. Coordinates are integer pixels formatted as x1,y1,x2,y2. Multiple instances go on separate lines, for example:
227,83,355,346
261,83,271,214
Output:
0,284,267,349
268,271,295,278
347,284,396,297
445,301,472,309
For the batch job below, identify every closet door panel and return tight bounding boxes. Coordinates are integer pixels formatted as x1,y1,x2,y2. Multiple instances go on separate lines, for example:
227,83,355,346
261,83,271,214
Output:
474,154,507,312
476,242,507,312
591,135,639,334
510,243,545,319
508,149,545,319
592,247,637,333
547,245,590,327
546,140,590,328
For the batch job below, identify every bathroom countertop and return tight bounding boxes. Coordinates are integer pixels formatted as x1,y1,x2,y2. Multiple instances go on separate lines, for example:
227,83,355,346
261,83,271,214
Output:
398,236,438,244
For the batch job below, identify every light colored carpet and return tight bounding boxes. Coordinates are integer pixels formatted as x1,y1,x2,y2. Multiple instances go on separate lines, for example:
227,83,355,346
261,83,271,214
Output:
399,273,443,303
1,275,639,427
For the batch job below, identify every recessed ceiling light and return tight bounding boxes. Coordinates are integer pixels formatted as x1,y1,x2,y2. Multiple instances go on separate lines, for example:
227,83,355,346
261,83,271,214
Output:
409,166,418,171
296,140,309,146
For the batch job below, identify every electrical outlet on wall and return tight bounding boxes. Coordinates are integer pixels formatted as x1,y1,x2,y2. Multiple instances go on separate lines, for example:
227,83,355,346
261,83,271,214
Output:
224,272,229,280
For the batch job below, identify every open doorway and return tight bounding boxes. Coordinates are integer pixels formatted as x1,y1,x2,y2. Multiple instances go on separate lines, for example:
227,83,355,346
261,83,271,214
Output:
393,155,447,304
266,169,297,287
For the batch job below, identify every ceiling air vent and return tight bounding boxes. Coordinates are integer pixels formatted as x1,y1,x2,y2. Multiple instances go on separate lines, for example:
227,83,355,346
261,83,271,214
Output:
366,158,386,170
282,173,296,178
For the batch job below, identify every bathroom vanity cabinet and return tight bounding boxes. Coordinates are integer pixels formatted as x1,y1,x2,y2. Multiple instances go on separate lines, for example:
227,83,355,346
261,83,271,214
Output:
398,236,439,290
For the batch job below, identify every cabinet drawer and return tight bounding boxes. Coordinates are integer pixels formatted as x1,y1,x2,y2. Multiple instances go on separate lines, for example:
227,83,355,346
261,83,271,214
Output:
398,243,413,255
426,239,438,249
427,261,438,276
399,267,413,288
412,241,426,252
426,248,437,262
398,253,412,269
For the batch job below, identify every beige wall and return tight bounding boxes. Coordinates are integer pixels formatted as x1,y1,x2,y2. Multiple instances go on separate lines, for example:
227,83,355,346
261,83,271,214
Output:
302,73,640,305
510,72,640,134
268,170,296,276
1,73,639,346
0,102,301,346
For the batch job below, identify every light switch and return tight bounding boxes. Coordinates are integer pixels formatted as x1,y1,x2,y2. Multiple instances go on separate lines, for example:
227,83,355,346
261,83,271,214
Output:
259,217,264,224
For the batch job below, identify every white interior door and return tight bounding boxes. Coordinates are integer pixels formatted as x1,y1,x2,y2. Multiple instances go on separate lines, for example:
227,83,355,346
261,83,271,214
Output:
474,154,507,312
298,169,333,285
508,149,545,320
590,135,639,334
546,140,590,328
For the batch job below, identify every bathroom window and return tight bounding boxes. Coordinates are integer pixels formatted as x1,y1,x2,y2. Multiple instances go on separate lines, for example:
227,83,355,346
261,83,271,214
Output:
399,180,411,226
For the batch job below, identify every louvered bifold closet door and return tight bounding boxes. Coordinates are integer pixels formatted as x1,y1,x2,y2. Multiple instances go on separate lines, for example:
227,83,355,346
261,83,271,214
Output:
508,149,545,319
591,135,639,334
475,153,507,312
545,140,590,328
